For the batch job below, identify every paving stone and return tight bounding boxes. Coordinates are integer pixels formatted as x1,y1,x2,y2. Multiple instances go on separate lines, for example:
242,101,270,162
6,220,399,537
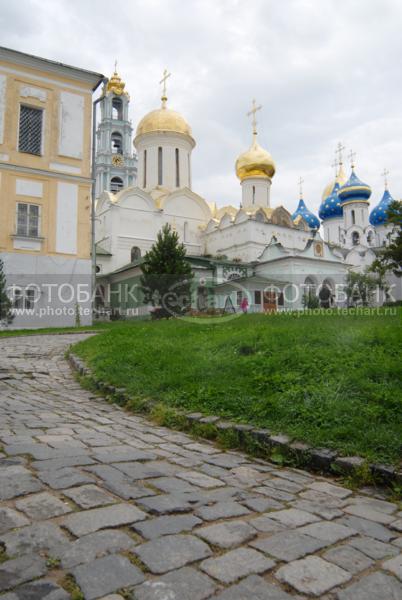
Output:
336,515,394,542
391,519,402,532
15,492,71,519
248,515,285,534
137,494,193,515
92,446,155,463
134,534,212,574
348,535,400,559
307,481,352,498
0,507,29,534
62,484,117,509
62,503,147,536
58,529,137,569
146,476,198,494
242,496,284,513
0,554,48,592
214,574,294,599
195,520,256,548
252,486,295,502
73,554,145,600
346,495,398,515
335,571,402,600
323,545,374,574
38,467,95,489
133,566,216,600
299,489,346,508
291,499,343,520
0,522,69,556
195,501,250,521
176,470,225,488
276,555,351,596
382,555,402,580
133,514,201,539
0,475,43,501
263,477,304,494
204,454,245,468
0,579,70,600
250,530,327,562
297,521,356,544
343,503,395,524
185,442,219,455
111,461,177,480
200,547,275,583
267,508,320,528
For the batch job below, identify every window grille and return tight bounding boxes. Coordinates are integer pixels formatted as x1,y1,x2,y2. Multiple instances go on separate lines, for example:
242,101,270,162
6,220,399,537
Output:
16,203,40,237
19,106,42,155
25,288,35,309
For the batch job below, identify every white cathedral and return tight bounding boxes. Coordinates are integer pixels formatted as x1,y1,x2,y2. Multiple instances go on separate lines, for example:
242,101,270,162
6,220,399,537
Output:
94,69,401,314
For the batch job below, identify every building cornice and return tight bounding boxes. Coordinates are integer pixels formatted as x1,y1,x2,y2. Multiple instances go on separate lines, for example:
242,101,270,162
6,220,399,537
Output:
0,161,93,184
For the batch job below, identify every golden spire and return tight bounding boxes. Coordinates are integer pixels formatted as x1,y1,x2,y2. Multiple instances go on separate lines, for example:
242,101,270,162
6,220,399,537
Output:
381,168,389,190
298,176,304,198
247,99,262,137
159,68,171,108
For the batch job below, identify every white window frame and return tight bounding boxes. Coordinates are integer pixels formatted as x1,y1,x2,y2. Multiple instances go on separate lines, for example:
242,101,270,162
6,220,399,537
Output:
15,202,41,238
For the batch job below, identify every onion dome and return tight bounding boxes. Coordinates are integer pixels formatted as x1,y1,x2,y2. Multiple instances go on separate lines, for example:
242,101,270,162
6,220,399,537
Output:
235,136,275,181
369,188,394,226
321,163,347,200
292,198,320,229
136,107,192,138
319,181,343,220
106,69,128,96
338,169,371,204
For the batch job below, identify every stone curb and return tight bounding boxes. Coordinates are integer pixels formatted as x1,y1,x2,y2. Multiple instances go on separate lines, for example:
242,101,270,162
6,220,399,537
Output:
68,351,401,490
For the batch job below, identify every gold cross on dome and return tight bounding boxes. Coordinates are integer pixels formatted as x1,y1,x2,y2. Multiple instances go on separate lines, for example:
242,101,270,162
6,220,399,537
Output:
336,142,345,165
298,176,304,198
114,59,118,73
160,69,171,106
331,158,338,177
247,99,262,136
381,168,389,189
348,149,356,169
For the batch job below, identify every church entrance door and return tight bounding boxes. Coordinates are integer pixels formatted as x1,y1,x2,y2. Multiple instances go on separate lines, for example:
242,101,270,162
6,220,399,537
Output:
263,291,277,313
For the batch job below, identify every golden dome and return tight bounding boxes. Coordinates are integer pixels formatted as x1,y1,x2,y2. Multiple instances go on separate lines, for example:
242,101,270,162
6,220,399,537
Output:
136,105,192,138
321,163,347,200
235,136,276,181
106,70,128,96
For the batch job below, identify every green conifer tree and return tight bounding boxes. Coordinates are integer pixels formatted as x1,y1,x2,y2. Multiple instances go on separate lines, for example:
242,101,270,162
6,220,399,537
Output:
0,258,14,325
141,224,193,318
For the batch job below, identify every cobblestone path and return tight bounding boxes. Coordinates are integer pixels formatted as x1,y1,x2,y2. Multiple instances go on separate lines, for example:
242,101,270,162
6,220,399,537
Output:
0,334,401,600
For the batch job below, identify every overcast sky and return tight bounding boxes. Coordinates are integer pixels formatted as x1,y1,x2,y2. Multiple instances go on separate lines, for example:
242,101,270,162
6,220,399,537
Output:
2,0,401,214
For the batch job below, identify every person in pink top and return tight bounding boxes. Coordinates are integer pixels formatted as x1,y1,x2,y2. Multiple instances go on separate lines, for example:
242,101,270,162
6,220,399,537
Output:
240,296,249,313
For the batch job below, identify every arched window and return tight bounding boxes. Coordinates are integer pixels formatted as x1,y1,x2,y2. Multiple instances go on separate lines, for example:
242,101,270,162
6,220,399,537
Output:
352,231,360,246
304,276,317,295
252,185,256,204
143,150,147,188
351,209,356,225
130,246,141,262
112,98,123,120
111,132,122,154
110,177,123,193
158,147,163,185
367,231,373,245
175,148,180,187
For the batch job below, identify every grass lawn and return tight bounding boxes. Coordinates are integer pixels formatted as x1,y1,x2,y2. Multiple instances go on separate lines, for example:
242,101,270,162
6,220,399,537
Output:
72,309,402,465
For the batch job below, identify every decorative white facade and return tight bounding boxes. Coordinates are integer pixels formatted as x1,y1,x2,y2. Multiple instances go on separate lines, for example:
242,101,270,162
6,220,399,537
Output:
95,81,401,311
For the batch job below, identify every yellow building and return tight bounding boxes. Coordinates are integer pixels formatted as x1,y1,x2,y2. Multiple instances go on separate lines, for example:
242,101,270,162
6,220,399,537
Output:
0,47,104,327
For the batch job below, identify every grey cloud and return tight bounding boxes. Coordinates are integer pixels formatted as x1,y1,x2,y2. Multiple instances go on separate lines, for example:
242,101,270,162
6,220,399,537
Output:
1,0,401,215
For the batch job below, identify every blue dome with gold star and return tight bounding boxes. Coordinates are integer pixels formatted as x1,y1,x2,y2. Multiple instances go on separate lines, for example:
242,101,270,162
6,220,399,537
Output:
292,198,320,229
319,181,343,220
338,169,371,204
369,189,394,226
